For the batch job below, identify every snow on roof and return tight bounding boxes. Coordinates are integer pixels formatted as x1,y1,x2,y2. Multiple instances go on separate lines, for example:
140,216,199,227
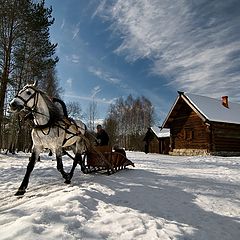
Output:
183,92,240,124
151,127,170,138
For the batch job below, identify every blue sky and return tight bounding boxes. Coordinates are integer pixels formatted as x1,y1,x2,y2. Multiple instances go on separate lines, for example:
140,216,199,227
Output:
45,0,240,125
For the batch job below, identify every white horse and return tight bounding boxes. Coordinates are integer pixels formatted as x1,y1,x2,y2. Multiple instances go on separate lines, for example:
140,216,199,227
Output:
9,83,90,195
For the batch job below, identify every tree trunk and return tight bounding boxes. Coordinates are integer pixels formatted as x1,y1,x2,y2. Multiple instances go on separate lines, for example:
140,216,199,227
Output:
0,7,14,150
0,50,11,149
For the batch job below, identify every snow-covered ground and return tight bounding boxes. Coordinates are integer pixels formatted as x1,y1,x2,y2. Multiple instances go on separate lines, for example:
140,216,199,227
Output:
0,151,239,240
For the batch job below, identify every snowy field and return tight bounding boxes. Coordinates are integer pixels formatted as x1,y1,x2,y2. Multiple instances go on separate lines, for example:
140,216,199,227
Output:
0,151,239,240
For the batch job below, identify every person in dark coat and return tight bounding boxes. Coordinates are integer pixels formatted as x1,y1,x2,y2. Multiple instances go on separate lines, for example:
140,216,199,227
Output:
96,124,109,146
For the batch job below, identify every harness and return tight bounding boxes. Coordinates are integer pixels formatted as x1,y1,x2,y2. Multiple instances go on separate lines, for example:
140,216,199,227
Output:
15,86,88,146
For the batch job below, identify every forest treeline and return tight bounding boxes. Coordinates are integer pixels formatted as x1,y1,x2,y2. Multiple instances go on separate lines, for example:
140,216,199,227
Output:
0,0,155,153
0,0,60,152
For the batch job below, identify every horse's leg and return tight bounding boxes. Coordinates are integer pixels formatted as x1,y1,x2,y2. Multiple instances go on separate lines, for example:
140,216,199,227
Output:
77,152,87,173
56,148,68,181
63,152,82,184
72,141,87,174
15,147,41,196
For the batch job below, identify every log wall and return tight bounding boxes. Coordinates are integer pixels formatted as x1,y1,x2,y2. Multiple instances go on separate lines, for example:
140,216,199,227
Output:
212,122,240,152
170,102,210,151
149,137,160,153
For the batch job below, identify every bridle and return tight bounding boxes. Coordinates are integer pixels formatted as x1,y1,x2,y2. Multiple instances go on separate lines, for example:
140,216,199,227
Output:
15,86,40,112
15,86,53,132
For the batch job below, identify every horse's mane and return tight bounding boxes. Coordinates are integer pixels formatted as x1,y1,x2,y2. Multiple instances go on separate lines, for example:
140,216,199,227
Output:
30,86,65,123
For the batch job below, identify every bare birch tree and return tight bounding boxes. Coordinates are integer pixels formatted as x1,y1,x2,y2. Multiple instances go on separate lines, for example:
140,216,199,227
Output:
104,95,155,150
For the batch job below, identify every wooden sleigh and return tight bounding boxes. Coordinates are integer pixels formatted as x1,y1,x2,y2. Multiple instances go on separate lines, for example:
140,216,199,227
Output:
82,146,135,174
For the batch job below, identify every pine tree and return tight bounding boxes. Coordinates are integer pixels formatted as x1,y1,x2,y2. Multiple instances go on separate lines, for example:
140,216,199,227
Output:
0,0,28,148
0,0,59,150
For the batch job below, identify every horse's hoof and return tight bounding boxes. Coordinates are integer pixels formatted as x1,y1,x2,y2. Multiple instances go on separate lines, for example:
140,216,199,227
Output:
64,179,71,184
81,168,88,174
15,189,26,196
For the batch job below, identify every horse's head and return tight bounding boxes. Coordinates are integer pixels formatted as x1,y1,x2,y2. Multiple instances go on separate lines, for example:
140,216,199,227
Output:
9,84,39,112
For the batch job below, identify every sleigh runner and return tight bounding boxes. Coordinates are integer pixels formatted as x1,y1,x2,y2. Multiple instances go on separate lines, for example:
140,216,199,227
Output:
82,146,135,174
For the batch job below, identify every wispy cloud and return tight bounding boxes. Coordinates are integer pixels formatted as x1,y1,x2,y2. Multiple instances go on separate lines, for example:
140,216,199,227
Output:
91,85,101,98
71,54,80,63
64,93,116,105
91,0,107,19
72,23,80,40
65,54,80,64
66,78,72,88
96,0,240,99
60,19,65,29
88,66,121,84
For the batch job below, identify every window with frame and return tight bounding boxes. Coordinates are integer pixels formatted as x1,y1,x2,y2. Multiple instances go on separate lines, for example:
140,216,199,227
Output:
184,128,194,140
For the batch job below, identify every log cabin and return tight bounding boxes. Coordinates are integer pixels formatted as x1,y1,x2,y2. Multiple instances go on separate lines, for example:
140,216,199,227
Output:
162,91,240,156
143,127,170,154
